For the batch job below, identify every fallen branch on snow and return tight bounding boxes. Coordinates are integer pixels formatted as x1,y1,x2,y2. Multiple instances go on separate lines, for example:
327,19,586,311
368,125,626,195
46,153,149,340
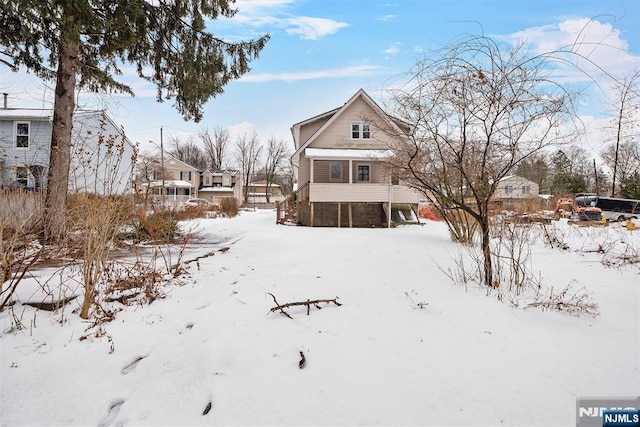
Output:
267,293,342,319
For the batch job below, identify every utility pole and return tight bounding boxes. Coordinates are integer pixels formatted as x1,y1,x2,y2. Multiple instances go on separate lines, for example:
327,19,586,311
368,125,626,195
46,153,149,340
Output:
160,126,166,207
593,158,599,195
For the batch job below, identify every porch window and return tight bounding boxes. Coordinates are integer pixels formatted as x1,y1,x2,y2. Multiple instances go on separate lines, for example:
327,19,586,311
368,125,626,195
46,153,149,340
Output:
356,164,370,182
351,122,371,140
15,122,30,148
329,162,343,182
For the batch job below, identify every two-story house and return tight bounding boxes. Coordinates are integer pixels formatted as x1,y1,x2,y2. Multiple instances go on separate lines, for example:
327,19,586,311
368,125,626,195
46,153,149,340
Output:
198,169,243,205
0,107,135,194
277,89,422,227
495,175,540,199
145,157,201,203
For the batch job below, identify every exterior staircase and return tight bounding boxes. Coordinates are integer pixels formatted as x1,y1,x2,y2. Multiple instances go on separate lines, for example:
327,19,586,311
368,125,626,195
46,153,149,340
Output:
276,181,309,224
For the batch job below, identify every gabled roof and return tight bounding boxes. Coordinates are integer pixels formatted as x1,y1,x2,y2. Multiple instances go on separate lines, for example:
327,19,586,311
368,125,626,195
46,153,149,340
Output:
164,157,199,171
291,88,408,159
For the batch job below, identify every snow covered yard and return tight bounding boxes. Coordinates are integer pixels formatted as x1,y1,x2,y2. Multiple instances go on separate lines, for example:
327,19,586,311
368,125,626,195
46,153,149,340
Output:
1,209,638,426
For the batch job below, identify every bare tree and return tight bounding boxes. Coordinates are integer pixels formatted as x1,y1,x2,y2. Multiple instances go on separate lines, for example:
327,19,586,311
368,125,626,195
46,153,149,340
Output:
167,136,206,170
200,126,230,170
235,132,263,204
383,35,576,289
262,136,290,202
600,71,640,196
134,151,164,209
278,159,296,196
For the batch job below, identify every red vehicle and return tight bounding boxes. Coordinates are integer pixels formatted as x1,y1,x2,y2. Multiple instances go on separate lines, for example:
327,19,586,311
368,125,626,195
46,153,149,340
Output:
554,198,604,222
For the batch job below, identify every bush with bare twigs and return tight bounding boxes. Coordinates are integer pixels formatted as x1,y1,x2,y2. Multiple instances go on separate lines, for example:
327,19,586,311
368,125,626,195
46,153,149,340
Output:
1,190,44,312
440,218,599,317
219,197,239,217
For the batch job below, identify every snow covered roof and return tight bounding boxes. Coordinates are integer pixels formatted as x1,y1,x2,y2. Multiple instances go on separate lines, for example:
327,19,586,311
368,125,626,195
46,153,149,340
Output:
0,108,53,120
304,148,392,160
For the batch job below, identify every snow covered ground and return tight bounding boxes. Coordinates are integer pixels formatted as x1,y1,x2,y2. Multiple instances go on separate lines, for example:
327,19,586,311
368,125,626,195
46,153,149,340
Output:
1,209,639,426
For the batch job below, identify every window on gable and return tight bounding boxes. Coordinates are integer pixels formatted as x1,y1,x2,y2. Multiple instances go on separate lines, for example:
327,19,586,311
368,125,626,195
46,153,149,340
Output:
356,164,370,182
15,122,30,148
522,185,530,195
180,171,192,181
329,162,343,182
351,122,371,140
204,176,211,186
505,185,513,195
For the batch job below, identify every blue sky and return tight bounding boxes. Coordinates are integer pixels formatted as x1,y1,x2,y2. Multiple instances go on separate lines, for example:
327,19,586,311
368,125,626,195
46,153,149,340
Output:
2,0,639,155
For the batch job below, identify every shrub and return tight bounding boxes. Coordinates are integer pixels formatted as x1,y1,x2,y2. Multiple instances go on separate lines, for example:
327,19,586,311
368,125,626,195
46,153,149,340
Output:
133,211,181,243
220,197,238,217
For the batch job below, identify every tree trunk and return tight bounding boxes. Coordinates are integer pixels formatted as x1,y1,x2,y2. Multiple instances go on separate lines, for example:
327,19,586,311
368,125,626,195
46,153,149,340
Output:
480,220,494,288
44,21,80,243
478,201,494,288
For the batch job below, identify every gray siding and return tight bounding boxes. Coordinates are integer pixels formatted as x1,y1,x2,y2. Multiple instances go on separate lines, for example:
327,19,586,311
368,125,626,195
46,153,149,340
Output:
1,110,135,193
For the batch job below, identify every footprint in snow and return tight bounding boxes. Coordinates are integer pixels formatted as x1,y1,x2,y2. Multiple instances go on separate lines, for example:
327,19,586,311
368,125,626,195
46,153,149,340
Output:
179,323,194,334
121,355,147,375
98,399,124,427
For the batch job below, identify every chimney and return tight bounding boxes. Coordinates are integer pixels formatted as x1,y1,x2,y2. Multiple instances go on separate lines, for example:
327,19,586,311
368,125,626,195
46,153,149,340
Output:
2,93,7,109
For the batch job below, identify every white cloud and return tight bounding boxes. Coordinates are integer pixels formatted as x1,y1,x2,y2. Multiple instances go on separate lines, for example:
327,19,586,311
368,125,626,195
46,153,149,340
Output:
239,65,380,82
505,18,640,83
284,16,349,40
383,44,400,55
228,121,257,140
377,14,397,22
229,1,349,40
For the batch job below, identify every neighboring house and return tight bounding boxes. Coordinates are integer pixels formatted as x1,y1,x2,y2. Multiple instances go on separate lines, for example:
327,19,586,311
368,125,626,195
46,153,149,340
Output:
278,88,422,227
198,169,243,205
145,157,201,203
495,175,540,199
246,180,285,204
0,107,135,194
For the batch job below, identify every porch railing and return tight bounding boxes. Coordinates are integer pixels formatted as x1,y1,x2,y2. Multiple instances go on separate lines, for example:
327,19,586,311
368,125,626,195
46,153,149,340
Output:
276,181,310,224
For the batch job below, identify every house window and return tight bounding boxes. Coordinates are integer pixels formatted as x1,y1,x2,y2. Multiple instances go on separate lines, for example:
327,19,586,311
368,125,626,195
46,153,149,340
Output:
180,171,192,181
356,164,370,182
15,166,28,187
204,176,210,186
329,162,343,182
153,170,163,181
522,185,531,195
505,185,513,196
15,122,30,148
351,122,371,139
223,175,231,186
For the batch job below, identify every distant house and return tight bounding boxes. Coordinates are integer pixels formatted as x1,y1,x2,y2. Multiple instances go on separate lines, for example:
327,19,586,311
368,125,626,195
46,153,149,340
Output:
144,157,201,204
246,180,285,204
0,108,135,194
198,169,243,205
278,88,422,227
495,175,539,199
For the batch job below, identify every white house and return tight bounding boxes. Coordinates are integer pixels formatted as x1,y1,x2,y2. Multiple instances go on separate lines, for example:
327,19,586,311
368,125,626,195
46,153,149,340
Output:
495,175,540,199
0,107,136,194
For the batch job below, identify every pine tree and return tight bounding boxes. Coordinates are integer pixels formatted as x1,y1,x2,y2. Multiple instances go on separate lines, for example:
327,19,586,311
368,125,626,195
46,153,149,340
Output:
0,0,269,242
